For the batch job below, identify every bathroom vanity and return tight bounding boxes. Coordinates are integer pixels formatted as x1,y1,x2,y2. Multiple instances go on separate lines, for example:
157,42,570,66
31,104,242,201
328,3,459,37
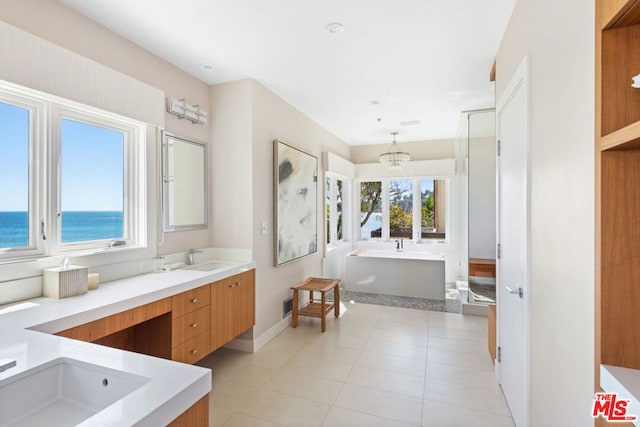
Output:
0,261,255,426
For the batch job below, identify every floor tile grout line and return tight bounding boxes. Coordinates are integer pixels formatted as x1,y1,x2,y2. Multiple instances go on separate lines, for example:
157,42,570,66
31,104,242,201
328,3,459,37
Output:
333,384,424,426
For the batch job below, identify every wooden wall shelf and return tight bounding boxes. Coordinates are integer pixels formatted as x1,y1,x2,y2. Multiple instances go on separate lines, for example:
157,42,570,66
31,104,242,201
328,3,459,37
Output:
601,120,640,150
602,0,640,29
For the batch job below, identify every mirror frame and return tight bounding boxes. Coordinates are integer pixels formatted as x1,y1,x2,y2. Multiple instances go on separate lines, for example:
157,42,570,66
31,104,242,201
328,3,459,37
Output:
162,131,208,232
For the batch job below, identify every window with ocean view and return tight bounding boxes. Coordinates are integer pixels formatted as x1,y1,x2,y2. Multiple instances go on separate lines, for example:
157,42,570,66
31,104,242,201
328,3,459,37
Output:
0,80,146,259
61,119,124,243
0,101,30,250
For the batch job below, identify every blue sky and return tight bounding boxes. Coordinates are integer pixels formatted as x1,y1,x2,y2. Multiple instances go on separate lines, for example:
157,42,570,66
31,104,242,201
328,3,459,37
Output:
0,102,28,211
0,101,123,212
61,119,123,211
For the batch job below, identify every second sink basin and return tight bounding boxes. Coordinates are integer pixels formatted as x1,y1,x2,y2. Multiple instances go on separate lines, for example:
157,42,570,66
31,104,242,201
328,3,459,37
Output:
0,357,149,427
185,261,233,272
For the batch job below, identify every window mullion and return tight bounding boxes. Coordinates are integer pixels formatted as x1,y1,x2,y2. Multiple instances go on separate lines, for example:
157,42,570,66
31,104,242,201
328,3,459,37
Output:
412,179,421,242
48,105,62,255
381,180,390,241
330,177,338,243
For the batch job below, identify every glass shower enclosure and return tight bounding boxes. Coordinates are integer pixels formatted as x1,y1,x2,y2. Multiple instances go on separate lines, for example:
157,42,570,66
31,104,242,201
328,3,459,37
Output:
456,109,497,306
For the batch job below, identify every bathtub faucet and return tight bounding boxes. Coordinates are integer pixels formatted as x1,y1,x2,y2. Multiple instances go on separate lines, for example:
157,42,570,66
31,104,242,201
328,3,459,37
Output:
395,238,404,251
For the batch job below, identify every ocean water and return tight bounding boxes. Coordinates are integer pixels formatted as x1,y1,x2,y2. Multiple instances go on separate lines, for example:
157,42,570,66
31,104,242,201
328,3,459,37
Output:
0,211,123,248
360,212,382,239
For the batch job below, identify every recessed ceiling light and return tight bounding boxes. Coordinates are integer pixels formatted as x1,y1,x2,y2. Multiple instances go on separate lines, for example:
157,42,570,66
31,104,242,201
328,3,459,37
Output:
326,22,345,34
199,63,215,72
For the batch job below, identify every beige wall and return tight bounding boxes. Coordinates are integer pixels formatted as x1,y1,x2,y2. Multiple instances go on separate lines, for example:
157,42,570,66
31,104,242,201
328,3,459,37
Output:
207,77,351,337
351,138,454,164
496,0,594,424
210,80,253,250
1,0,211,255
250,80,350,337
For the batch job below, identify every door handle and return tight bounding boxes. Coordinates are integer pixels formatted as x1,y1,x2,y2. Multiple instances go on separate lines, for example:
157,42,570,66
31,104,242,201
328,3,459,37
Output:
505,286,524,299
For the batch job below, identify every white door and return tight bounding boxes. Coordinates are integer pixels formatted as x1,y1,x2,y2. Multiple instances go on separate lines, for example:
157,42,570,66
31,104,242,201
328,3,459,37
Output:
496,56,530,427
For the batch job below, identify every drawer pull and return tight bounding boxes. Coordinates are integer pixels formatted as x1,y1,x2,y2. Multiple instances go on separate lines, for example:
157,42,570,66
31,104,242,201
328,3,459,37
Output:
191,322,198,328
191,349,198,355
235,282,241,287
191,298,198,303
229,283,235,288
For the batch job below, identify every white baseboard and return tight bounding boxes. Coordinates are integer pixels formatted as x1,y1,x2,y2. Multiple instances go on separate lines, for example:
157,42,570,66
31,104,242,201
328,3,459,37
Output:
223,315,291,353
462,302,489,317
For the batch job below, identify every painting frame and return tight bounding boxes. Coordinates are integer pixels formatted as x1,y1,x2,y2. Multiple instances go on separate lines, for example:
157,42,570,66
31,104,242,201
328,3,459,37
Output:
273,139,318,266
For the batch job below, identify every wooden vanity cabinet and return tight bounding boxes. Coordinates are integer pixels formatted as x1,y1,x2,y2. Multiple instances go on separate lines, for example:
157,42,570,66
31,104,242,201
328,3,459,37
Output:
56,298,172,359
171,284,212,364
56,270,256,359
210,270,256,351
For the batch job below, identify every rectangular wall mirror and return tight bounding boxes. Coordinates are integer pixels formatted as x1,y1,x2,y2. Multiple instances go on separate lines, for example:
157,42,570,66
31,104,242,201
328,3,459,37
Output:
162,132,208,232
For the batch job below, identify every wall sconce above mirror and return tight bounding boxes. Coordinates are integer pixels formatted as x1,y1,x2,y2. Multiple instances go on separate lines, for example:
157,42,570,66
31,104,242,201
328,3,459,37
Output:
162,132,208,232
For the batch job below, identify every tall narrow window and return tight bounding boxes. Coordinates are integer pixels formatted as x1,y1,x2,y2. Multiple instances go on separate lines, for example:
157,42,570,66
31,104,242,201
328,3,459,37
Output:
389,180,412,239
360,181,382,239
336,180,343,241
60,119,124,244
0,101,30,249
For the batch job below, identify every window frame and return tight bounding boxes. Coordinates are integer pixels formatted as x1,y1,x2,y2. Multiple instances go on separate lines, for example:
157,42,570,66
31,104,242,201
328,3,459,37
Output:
0,89,46,259
0,80,147,261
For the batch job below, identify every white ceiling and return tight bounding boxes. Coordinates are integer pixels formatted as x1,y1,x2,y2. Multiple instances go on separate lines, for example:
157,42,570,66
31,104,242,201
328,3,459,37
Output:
58,0,515,146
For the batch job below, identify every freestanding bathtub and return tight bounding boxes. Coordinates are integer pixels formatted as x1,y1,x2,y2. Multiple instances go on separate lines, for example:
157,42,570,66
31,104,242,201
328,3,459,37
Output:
344,249,446,300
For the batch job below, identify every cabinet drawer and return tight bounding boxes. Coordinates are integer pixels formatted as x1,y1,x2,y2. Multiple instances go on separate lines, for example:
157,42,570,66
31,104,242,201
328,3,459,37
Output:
172,332,211,364
172,285,210,318
172,306,210,347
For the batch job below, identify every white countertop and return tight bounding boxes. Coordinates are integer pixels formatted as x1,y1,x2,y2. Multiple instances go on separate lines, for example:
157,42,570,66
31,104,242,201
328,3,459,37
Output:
0,260,256,426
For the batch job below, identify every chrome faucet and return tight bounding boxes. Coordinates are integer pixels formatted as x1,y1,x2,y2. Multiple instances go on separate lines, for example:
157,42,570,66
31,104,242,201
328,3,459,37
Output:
187,249,203,265
395,238,404,251
0,358,16,373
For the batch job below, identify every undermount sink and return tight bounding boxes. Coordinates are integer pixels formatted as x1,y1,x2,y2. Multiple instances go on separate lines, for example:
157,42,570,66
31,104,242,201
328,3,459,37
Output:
0,357,149,427
185,261,233,271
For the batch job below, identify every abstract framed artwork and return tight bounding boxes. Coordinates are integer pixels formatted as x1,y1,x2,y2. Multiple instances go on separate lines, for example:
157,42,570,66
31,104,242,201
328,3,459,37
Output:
274,139,318,266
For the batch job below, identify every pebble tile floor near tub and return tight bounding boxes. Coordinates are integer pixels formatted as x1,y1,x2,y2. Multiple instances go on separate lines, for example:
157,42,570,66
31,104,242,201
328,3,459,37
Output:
197,301,514,427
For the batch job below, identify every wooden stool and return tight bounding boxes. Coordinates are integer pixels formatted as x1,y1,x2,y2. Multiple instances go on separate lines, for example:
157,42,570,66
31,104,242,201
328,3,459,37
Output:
291,277,340,332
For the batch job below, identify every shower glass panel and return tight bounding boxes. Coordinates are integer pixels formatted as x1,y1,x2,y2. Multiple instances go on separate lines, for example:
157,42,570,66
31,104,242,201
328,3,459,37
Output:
466,110,497,304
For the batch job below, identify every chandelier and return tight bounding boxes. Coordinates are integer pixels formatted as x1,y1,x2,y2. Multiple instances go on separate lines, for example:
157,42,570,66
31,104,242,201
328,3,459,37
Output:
379,131,410,170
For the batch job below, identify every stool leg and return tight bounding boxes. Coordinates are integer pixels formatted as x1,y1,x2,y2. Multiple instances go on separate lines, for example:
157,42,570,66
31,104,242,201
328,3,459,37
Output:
334,285,340,318
321,291,326,332
309,290,314,302
292,289,298,328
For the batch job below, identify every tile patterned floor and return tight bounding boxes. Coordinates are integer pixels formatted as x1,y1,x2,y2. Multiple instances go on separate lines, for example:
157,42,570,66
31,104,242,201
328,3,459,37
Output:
197,302,514,427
